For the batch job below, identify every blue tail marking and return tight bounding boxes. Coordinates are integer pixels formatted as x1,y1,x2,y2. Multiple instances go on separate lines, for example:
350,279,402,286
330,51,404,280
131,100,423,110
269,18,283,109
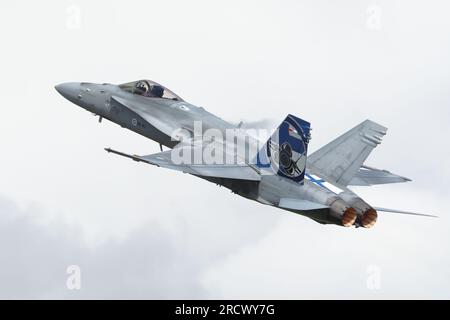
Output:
255,114,311,184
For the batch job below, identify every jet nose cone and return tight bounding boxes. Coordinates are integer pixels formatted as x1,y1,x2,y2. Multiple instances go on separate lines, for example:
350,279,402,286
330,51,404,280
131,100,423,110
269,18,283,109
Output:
55,82,80,102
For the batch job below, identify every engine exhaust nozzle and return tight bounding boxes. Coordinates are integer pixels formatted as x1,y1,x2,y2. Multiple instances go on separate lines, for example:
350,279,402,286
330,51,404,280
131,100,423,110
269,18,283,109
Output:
342,207,358,227
361,208,378,228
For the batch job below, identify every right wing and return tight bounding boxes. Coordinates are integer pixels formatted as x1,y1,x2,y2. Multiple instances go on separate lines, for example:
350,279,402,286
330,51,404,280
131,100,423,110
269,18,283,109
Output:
307,120,388,188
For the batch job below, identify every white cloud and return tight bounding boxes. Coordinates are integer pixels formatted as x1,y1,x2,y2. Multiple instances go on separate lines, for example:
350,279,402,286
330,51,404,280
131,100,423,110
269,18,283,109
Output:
0,195,210,299
202,186,450,299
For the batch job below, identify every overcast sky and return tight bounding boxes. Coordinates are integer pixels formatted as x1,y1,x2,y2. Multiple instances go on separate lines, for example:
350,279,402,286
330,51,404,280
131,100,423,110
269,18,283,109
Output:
0,0,449,299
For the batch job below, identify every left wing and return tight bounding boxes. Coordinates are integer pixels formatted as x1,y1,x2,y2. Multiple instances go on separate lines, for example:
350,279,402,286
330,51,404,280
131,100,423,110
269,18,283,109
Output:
105,144,261,181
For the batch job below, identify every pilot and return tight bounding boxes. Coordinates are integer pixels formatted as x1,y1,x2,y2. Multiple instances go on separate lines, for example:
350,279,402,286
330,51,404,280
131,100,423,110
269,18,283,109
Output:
134,81,149,95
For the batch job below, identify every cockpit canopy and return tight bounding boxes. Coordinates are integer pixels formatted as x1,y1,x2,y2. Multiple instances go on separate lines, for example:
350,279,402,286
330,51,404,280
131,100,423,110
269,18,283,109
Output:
119,80,184,101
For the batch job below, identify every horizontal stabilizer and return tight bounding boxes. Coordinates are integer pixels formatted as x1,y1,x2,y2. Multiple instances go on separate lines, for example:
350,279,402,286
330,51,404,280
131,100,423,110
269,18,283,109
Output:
349,165,411,186
374,207,437,218
279,198,328,211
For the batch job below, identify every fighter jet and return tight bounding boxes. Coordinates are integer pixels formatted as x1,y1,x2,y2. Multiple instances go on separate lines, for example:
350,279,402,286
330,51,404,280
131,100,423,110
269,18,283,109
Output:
55,79,435,228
